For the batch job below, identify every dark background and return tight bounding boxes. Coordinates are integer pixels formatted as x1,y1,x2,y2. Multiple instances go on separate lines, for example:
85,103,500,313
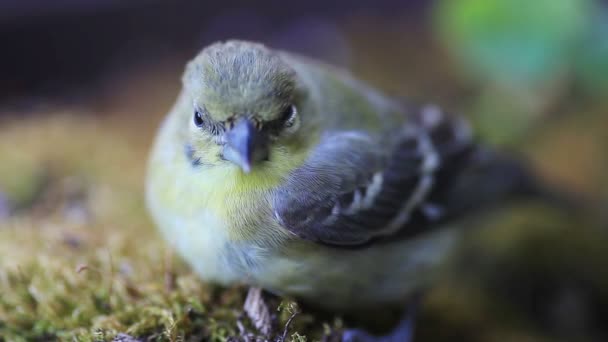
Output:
0,0,428,107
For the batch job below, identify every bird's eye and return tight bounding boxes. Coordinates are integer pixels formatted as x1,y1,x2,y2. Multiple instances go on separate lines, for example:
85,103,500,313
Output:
194,109,204,127
281,104,297,127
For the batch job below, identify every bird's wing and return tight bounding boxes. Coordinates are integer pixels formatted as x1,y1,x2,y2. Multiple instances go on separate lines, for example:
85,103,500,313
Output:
273,105,535,247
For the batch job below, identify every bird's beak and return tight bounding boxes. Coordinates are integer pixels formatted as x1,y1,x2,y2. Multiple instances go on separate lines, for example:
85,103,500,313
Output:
222,118,269,173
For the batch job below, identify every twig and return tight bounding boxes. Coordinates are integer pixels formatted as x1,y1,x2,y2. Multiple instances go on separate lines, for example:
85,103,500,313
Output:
280,308,299,342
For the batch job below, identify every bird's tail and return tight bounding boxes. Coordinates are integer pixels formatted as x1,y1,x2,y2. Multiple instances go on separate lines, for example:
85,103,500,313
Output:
441,147,591,218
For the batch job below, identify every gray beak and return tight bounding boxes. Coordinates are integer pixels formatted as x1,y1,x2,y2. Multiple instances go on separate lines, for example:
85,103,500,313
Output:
222,118,269,173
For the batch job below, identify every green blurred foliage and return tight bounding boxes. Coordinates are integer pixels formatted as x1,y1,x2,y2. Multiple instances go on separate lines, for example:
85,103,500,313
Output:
435,0,589,88
434,0,606,145
0,153,46,212
575,10,608,96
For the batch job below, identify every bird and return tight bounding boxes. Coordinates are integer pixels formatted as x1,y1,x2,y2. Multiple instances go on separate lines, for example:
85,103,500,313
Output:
145,40,552,341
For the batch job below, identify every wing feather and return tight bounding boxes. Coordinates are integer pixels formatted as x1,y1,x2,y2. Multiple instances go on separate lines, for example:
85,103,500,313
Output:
273,105,476,246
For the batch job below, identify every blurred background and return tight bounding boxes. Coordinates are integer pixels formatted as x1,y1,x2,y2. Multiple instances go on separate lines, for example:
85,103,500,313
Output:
0,0,607,341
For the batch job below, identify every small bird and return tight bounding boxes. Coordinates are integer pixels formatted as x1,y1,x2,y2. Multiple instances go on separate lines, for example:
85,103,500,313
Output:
146,40,549,341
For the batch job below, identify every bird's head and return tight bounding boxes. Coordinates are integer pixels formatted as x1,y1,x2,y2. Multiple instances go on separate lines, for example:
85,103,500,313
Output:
182,40,308,173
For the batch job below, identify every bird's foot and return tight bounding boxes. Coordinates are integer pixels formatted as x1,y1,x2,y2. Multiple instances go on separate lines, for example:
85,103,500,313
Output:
243,287,273,337
341,295,421,342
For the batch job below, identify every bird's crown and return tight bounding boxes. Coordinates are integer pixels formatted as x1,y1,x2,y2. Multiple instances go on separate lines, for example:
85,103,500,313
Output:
183,40,297,122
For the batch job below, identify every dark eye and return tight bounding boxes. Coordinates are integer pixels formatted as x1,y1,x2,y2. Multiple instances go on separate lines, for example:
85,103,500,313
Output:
194,109,204,127
280,104,297,127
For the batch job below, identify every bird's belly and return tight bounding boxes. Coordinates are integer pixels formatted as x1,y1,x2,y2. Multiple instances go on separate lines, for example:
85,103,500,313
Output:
257,228,459,310
151,206,242,284
146,153,281,285
146,157,458,309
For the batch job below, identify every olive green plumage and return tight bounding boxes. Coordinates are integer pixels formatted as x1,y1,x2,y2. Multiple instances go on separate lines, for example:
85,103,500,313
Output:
184,41,297,122
146,40,537,310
